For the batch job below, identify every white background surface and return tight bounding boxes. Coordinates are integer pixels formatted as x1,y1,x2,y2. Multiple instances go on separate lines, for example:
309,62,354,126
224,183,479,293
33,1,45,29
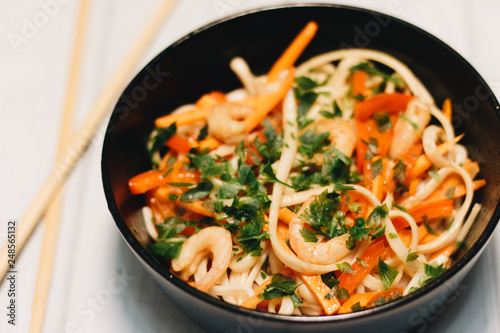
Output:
1,0,500,332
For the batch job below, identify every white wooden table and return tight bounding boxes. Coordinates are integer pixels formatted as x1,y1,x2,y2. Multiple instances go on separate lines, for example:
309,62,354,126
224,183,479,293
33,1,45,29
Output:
1,0,499,332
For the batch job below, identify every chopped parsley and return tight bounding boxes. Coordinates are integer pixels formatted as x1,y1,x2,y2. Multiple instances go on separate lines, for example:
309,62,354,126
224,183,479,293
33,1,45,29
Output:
406,251,419,262
337,262,354,274
393,160,407,191
399,114,419,130
420,263,447,285
299,190,345,238
373,112,393,132
371,158,384,179
297,129,330,158
444,186,456,199
299,227,318,243
377,259,399,290
148,123,177,164
149,241,183,259
362,137,378,160
422,215,438,235
356,257,369,268
428,170,442,182
351,302,363,312
366,204,389,226
261,273,303,308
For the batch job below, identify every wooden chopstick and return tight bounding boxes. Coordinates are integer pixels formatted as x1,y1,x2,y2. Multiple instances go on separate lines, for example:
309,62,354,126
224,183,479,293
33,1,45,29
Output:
29,1,90,332
0,0,178,281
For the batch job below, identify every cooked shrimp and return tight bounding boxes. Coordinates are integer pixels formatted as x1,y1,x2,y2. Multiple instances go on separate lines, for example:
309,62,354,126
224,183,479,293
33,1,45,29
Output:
207,102,253,145
389,98,431,159
303,117,356,165
289,216,351,265
171,226,232,292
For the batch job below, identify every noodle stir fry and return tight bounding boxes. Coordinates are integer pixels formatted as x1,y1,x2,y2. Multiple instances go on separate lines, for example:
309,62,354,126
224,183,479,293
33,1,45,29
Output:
128,22,485,315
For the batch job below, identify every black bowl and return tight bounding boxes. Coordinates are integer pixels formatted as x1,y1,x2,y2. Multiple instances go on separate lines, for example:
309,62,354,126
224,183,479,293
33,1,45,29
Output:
102,4,500,332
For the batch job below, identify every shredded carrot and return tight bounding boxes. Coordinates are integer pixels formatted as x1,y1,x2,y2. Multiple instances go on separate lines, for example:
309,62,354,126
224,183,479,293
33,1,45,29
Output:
297,273,341,315
267,21,318,82
409,178,419,196
129,170,167,195
240,267,294,309
337,275,404,315
427,179,485,202
278,208,296,224
352,70,367,97
372,158,386,202
338,292,374,314
442,98,452,122
198,137,221,151
392,199,454,229
419,232,440,245
176,201,214,217
409,134,463,180
354,93,413,121
166,134,194,154
155,107,209,128
244,68,296,132
338,240,386,295
195,91,226,108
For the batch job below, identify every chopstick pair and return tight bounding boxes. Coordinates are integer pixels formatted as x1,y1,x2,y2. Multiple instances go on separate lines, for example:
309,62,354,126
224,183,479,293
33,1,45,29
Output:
0,0,178,331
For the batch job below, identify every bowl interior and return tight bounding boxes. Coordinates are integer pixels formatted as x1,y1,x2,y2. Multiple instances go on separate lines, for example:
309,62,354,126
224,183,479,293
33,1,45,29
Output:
102,4,500,324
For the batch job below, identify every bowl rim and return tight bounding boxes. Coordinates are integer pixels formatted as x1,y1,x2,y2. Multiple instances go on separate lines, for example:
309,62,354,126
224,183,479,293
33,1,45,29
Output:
101,2,500,325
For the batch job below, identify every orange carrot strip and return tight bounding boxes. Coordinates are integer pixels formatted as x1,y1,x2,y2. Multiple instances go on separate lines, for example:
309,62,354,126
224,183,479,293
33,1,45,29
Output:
244,68,296,132
198,137,221,151
392,199,454,229
195,91,226,108
409,178,419,196
420,232,440,245
352,70,367,97
442,98,452,122
166,134,194,154
371,158,386,202
354,93,413,121
240,268,294,309
297,273,341,315
364,287,404,307
278,208,296,224
427,179,485,202
267,21,318,82
176,201,214,217
452,179,485,198
155,107,210,128
409,199,454,223
409,134,463,180
338,292,374,314
338,240,386,295
129,170,167,194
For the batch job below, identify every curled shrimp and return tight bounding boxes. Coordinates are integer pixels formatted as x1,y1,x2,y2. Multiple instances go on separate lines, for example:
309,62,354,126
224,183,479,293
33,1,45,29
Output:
207,102,253,145
171,226,232,292
288,216,351,265
389,98,431,159
303,117,356,165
